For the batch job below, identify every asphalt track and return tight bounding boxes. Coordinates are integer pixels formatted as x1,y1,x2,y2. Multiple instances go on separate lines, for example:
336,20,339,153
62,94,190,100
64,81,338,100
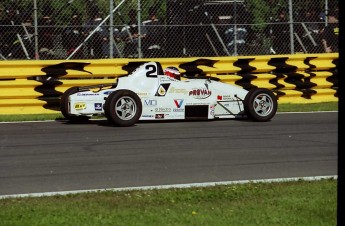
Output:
0,112,338,196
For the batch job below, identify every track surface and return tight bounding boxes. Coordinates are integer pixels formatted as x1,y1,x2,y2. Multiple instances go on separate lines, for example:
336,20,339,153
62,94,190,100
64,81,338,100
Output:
0,112,337,195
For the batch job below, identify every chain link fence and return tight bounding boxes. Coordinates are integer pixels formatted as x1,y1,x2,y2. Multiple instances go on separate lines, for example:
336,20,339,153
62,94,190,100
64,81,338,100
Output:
0,0,338,60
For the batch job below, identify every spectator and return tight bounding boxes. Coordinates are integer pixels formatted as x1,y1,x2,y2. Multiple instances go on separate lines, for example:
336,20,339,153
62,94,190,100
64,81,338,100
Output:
223,10,249,56
321,8,339,53
299,8,323,53
103,26,122,58
0,6,21,59
120,9,146,58
38,5,56,59
17,11,35,59
83,10,107,59
0,6,9,59
142,6,165,58
63,12,85,59
271,8,290,54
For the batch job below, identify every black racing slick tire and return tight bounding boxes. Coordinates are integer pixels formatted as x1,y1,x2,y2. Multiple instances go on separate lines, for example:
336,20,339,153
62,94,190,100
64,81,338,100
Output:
104,90,142,127
244,88,278,122
60,87,90,122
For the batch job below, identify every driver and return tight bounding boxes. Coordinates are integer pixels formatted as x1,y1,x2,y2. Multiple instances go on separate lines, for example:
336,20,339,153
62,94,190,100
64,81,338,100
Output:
163,66,181,80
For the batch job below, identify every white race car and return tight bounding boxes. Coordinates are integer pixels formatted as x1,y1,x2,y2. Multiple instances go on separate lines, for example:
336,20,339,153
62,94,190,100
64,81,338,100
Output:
60,61,278,126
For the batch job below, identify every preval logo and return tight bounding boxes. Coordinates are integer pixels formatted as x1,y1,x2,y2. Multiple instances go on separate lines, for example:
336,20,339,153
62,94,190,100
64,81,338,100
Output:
189,88,212,99
174,99,184,108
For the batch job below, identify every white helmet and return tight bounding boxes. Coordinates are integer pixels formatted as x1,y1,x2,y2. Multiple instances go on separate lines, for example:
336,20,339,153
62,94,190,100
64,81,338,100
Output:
164,66,181,80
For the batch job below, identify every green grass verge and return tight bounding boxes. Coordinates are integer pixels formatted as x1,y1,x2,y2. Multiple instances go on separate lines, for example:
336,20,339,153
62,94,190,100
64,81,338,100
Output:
0,102,338,122
277,102,338,112
0,179,337,226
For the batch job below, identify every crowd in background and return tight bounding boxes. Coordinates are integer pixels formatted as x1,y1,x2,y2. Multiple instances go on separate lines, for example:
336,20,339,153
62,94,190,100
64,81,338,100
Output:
0,3,167,60
0,2,339,60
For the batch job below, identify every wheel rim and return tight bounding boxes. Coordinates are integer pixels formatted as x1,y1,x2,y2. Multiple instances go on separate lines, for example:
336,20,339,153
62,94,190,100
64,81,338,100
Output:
252,93,274,117
115,96,137,120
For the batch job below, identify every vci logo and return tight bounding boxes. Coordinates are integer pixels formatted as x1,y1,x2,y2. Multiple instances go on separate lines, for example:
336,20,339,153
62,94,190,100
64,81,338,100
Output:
144,99,157,106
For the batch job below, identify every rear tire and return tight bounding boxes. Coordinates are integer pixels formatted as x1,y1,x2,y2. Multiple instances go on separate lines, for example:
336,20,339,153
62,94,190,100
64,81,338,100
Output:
60,87,90,122
244,88,277,122
104,90,142,127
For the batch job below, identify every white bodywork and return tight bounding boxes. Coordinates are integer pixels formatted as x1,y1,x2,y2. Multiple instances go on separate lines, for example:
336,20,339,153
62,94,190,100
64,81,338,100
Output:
67,62,249,120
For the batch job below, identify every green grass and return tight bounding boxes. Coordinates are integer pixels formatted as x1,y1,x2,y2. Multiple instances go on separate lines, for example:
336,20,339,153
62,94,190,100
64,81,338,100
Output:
0,102,338,122
0,179,337,226
277,102,338,112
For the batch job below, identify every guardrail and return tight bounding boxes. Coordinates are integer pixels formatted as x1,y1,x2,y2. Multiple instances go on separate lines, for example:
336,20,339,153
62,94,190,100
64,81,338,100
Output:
0,53,338,115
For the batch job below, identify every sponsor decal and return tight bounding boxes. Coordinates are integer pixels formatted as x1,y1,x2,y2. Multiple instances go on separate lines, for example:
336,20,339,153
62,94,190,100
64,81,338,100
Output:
144,99,158,106
220,95,234,101
158,86,166,96
169,87,188,94
217,95,223,100
74,102,86,110
189,88,212,99
136,92,150,96
155,84,170,96
103,91,113,95
210,105,215,116
185,102,211,106
173,99,184,112
94,103,103,111
174,99,184,108
159,76,174,82
155,114,164,119
142,115,155,118
155,107,171,112
77,93,99,96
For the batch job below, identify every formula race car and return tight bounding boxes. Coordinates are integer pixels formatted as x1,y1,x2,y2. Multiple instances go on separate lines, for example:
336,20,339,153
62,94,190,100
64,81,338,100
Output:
60,61,278,126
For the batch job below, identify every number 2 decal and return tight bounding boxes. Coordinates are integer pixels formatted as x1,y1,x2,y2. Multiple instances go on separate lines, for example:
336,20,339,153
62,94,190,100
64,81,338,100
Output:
146,65,157,77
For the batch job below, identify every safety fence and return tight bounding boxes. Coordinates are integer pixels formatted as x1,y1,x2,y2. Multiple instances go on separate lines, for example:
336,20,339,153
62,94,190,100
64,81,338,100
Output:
0,0,339,60
0,53,338,115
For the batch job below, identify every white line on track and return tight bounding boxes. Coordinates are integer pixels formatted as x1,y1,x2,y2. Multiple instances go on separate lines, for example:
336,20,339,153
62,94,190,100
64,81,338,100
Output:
0,175,337,199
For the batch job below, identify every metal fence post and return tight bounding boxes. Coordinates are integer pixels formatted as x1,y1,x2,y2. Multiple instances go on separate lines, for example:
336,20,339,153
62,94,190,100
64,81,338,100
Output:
109,0,114,58
33,1,39,58
234,0,238,56
289,0,295,54
138,0,143,58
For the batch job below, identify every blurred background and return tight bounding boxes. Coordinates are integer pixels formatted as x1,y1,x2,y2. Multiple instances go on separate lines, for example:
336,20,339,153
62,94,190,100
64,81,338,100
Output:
0,0,339,60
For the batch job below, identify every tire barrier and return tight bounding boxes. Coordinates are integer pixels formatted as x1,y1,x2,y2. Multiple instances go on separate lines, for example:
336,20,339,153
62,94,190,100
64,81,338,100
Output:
0,53,338,115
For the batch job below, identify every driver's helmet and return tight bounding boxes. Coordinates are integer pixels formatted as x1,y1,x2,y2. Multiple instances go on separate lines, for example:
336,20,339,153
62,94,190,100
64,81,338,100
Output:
164,66,181,80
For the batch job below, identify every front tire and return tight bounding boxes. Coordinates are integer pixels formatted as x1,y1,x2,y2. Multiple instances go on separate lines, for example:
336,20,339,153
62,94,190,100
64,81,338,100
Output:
244,88,277,122
104,90,142,127
60,87,90,122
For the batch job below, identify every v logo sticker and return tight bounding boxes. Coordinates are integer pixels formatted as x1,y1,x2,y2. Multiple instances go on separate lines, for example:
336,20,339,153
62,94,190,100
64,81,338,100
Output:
174,99,184,108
